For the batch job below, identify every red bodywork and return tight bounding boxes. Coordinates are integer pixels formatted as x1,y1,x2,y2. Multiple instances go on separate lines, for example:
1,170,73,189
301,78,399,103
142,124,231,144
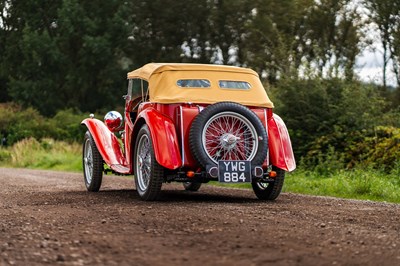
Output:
268,114,296,172
82,102,295,174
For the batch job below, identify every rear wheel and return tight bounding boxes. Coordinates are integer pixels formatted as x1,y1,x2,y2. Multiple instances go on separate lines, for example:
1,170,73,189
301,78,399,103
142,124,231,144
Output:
134,124,164,201
183,182,202,191
82,131,103,192
252,167,285,200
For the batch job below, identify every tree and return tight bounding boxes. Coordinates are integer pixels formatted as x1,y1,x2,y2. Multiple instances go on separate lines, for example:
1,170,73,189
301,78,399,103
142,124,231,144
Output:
299,0,363,80
0,0,12,102
389,3,400,86
364,0,400,88
0,0,379,116
1,0,131,115
126,0,211,66
231,0,362,83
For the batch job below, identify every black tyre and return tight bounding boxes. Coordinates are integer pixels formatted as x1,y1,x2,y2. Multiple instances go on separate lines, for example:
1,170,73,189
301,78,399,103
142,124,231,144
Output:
189,102,268,168
82,131,103,192
252,166,285,200
134,124,164,201
183,182,202,191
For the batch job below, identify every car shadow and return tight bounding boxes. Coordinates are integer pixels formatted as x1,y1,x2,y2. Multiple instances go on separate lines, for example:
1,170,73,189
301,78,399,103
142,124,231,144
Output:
159,189,258,203
50,185,284,205
79,188,280,205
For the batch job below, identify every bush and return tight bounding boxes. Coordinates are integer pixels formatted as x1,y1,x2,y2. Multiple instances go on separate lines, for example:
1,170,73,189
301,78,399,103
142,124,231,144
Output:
0,103,87,145
0,148,11,163
304,126,400,172
300,145,345,176
270,78,399,172
0,103,47,145
47,109,87,142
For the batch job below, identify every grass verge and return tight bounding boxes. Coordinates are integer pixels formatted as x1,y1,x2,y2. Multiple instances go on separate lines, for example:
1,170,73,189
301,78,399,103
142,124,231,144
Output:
0,138,82,172
283,169,400,203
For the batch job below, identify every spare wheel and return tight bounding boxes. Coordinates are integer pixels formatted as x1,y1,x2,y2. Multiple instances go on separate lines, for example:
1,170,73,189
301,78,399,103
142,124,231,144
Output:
189,102,268,168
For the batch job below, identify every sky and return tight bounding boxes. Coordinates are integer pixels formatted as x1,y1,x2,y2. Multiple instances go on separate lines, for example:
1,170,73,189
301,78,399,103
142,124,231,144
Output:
353,0,398,87
355,44,398,87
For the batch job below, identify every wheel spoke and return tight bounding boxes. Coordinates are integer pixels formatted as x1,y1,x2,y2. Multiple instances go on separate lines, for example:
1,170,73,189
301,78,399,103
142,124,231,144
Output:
202,112,258,164
136,134,152,192
84,139,94,183
82,133,104,192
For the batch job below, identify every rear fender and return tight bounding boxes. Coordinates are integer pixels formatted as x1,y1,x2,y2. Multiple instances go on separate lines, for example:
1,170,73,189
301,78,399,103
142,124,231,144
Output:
81,118,129,173
268,114,296,172
134,108,182,170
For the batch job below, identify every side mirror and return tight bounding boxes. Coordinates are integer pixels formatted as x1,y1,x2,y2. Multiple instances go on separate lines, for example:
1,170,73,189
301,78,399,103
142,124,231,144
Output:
104,111,123,132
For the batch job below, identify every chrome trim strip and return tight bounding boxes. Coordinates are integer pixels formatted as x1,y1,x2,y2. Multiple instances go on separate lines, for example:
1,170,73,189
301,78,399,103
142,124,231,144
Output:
179,106,185,166
263,109,268,129
264,109,269,165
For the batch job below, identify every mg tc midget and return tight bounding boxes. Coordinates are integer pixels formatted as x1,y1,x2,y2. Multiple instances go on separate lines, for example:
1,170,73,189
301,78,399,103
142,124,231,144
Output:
81,63,296,201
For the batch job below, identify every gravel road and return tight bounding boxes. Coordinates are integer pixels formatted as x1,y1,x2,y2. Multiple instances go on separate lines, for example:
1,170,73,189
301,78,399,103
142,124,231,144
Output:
0,168,399,265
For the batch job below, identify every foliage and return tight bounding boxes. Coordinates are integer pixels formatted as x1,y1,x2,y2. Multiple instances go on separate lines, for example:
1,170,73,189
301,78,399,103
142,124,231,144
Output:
0,148,11,162
345,126,400,171
0,0,370,114
302,126,400,173
47,109,88,142
242,0,362,82
283,168,400,203
0,138,82,171
0,103,49,145
270,78,344,157
1,0,131,116
270,77,399,172
0,103,87,145
364,0,400,87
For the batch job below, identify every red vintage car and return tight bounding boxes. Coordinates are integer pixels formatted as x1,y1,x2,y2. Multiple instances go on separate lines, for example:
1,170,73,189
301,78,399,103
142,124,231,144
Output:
81,63,295,201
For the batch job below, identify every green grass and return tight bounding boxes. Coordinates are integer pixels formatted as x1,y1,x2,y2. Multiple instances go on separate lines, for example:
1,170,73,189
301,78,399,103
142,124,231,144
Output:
283,169,400,203
1,138,399,203
0,138,82,172
202,168,400,203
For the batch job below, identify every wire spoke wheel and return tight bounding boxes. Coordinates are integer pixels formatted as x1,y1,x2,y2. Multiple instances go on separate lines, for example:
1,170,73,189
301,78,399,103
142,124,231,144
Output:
202,111,258,164
183,182,202,191
252,167,285,200
83,138,93,184
136,134,151,192
82,131,103,192
134,125,164,201
189,102,268,169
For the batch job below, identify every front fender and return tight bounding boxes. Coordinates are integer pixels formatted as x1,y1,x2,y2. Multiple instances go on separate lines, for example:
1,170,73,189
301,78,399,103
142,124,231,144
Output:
136,108,182,170
81,118,129,173
268,114,296,172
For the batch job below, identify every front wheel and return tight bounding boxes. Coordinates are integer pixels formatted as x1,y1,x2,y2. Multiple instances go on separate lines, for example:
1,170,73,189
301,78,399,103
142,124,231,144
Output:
252,167,285,200
82,131,103,192
134,124,164,201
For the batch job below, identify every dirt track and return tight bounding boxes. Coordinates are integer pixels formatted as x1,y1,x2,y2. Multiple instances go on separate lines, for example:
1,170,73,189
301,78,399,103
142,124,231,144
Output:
0,168,399,265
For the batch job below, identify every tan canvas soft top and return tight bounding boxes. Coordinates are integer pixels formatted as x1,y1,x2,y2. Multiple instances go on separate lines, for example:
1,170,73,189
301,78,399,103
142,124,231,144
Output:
127,63,274,108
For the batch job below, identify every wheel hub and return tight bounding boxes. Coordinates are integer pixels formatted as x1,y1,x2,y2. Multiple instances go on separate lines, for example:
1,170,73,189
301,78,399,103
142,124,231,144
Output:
221,133,240,150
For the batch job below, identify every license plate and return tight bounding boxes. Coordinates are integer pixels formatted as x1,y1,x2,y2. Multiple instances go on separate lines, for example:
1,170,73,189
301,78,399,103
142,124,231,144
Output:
218,160,251,183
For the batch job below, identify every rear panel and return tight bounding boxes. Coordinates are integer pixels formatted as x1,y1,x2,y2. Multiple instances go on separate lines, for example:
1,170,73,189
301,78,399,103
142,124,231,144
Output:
177,105,270,169
178,105,202,168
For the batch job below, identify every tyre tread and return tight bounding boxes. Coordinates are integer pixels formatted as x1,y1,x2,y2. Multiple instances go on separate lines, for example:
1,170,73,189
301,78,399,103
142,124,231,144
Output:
83,131,103,192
